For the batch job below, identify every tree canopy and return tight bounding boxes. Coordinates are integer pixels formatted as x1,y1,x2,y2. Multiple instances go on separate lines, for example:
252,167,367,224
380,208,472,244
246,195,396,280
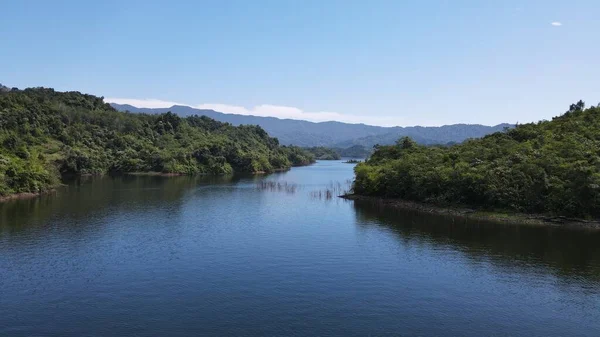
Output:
0,87,314,197
353,101,600,218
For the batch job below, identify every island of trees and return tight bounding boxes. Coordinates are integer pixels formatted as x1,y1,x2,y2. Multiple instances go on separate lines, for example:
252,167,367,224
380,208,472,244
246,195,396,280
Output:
353,101,600,219
0,86,315,198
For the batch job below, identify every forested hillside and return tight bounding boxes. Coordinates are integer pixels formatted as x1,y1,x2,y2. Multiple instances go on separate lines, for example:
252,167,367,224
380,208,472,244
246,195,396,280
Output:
303,147,341,160
303,145,371,159
353,101,600,218
111,103,511,147
332,123,512,148
334,145,371,158
0,87,314,197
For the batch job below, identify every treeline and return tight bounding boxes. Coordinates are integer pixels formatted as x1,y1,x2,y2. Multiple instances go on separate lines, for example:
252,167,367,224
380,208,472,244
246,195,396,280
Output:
353,101,600,218
303,145,371,160
303,147,341,160
0,86,314,197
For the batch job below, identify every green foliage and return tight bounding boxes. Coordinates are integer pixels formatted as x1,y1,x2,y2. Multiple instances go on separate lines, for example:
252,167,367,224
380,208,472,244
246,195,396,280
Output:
0,87,315,196
281,146,316,167
302,145,372,160
353,101,600,218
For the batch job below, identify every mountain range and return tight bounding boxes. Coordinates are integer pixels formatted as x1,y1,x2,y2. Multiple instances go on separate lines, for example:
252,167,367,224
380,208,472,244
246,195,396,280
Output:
110,103,512,148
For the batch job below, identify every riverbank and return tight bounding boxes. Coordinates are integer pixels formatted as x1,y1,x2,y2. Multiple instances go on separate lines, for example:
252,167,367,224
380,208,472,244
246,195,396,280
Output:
125,171,187,177
0,165,309,203
128,167,297,176
341,194,600,229
0,190,58,203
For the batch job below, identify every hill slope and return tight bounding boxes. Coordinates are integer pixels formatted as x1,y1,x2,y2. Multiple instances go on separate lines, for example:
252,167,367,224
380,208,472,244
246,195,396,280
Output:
353,101,600,218
111,103,511,147
0,87,314,197
332,123,511,148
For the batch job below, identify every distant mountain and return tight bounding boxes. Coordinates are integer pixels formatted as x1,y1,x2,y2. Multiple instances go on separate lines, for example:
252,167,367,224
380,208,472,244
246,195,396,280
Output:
333,145,372,158
111,103,512,147
332,123,512,148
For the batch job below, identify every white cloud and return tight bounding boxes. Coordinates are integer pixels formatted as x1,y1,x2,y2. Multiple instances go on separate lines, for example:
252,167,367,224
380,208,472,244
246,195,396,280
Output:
551,22,562,26
105,97,410,127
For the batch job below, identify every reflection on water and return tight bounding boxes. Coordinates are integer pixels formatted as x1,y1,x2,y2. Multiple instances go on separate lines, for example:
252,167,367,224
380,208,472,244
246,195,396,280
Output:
309,180,353,200
353,199,600,284
1,161,600,336
256,180,299,194
0,174,239,232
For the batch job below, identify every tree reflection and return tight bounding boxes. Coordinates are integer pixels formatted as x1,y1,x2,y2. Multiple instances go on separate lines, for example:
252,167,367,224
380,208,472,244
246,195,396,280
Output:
353,199,600,283
0,174,239,232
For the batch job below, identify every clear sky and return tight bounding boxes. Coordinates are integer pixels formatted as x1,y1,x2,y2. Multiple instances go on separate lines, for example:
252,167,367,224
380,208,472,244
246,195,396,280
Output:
2,0,599,126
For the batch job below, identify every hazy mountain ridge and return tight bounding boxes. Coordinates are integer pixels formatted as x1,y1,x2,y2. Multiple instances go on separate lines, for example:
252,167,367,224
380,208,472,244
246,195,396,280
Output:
333,123,512,148
111,103,512,147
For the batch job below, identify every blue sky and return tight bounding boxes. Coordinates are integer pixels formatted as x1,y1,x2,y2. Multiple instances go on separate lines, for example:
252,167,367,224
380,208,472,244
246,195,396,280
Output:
2,0,599,126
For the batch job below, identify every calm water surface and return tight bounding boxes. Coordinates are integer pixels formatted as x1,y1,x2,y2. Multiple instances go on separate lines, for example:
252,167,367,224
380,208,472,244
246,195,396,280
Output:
1,161,600,336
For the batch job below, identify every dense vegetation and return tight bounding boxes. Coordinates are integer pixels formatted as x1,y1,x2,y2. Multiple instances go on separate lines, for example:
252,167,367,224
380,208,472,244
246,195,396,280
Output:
353,101,600,218
303,147,341,160
0,86,314,197
302,145,371,160
112,103,511,147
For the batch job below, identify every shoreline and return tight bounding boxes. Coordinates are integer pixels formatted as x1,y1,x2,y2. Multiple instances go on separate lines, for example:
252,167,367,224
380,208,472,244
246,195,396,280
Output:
340,194,600,229
0,189,58,203
127,168,295,176
125,171,187,177
0,165,310,202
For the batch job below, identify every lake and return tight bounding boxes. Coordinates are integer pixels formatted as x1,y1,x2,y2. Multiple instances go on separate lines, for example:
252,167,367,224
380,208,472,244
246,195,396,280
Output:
1,160,600,336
